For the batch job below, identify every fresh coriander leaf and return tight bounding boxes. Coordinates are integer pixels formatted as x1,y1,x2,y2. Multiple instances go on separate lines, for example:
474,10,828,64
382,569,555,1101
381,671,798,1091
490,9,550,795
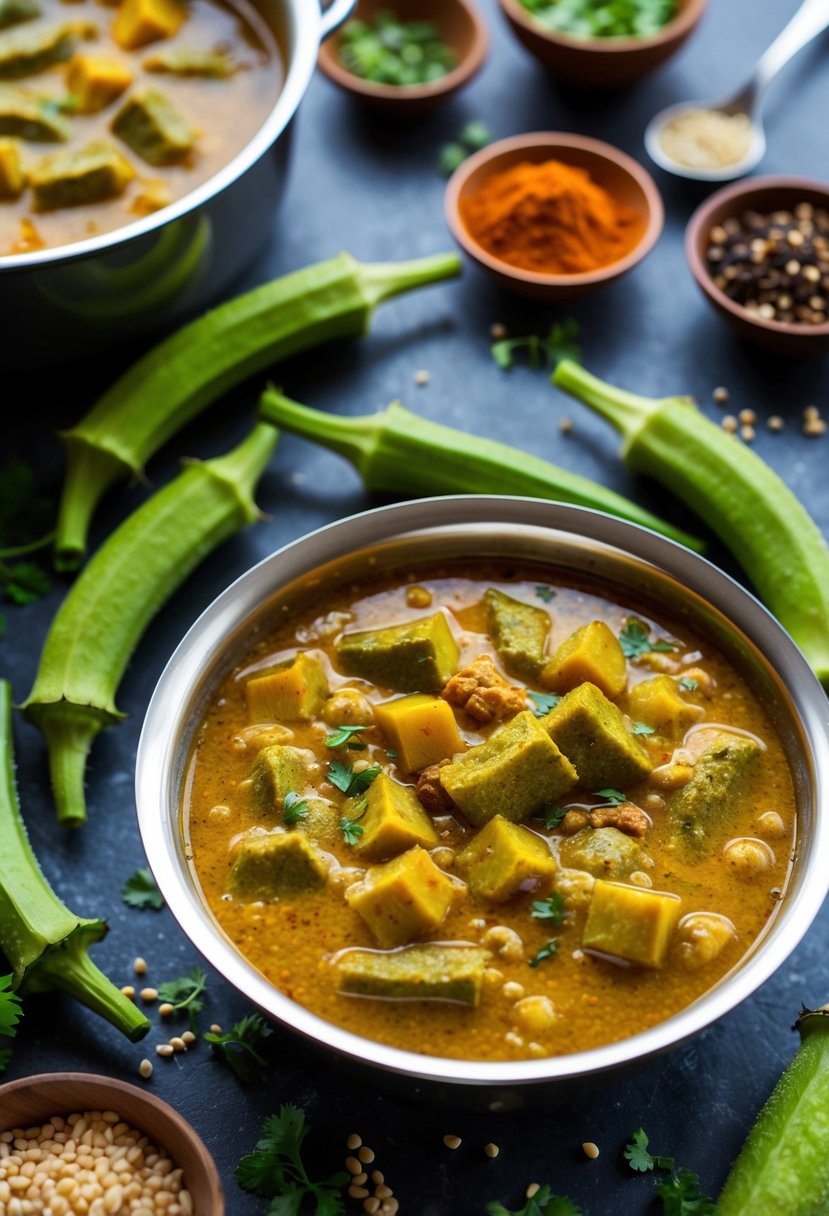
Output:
236,1104,348,1214
531,893,567,925
458,119,492,150
631,721,655,736
619,618,678,660
206,1013,273,1084
327,759,381,798
438,141,467,176
656,1168,718,1215
385,749,398,760
545,318,582,367
157,966,207,1032
679,676,699,692
122,868,165,911
528,939,559,968
324,724,368,750
491,320,579,372
594,788,626,806
491,334,545,371
283,791,309,825
534,584,556,603
625,1128,657,1173
0,560,51,605
0,974,22,1038
486,1184,582,1215
539,806,567,829
0,1047,11,1074
339,815,365,846
528,691,560,717
0,458,54,547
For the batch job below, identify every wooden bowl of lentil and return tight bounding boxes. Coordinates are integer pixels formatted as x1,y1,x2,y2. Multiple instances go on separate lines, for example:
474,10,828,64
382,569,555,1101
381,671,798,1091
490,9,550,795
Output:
316,0,488,114
686,177,829,356
0,1072,223,1215
497,0,708,89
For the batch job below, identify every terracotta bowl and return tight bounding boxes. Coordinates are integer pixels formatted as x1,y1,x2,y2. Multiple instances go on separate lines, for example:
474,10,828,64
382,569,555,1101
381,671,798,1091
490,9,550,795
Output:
686,176,829,357
497,0,707,89
0,1072,224,1214
445,131,664,300
317,0,488,114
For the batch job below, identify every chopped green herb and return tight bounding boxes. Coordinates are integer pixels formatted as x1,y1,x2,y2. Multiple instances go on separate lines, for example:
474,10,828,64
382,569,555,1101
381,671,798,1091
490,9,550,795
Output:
324,724,368,750
679,676,699,692
157,966,207,1032
492,319,581,372
594,788,626,806
438,141,468,176
0,458,55,637
535,584,556,603
624,1129,718,1215
528,939,559,968
486,1187,582,1216
122,867,165,911
528,691,560,717
385,748,398,760
631,721,656,736
0,972,22,1038
625,1128,674,1173
619,618,678,660
459,120,491,150
236,1104,348,1212
283,791,309,825
340,11,456,87
326,759,381,798
531,893,567,925
518,0,677,39
0,1047,10,1074
339,800,367,846
539,805,568,829
206,1013,273,1084
438,120,493,175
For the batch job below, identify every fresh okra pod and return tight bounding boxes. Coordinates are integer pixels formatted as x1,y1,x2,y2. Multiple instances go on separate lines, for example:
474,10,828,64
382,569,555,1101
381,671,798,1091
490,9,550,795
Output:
23,421,278,827
0,680,150,1041
257,389,704,552
56,251,461,568
553,360,829,689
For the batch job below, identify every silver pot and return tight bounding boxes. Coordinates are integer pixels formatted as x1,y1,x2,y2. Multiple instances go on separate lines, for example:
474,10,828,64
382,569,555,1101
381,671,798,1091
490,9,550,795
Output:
136,497,829,1107
0,0,354,365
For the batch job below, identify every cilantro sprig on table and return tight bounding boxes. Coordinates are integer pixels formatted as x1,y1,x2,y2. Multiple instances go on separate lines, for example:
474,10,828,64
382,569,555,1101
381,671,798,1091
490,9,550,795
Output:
235,1104,348,1214
206,1014,273,1084
625,1129,719,1215
0,973,23,1075
157,966,207,1032
122,867,165,911
491,320,581,372
486,1186,582,1216
0,458,54,637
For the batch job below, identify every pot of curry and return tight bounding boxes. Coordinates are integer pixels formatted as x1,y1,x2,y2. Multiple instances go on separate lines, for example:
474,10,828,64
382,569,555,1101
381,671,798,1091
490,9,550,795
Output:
0,0,354,362
136,497,829,1101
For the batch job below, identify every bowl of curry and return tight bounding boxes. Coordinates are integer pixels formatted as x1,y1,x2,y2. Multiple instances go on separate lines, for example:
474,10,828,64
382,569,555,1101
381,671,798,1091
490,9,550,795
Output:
136,497,829,1094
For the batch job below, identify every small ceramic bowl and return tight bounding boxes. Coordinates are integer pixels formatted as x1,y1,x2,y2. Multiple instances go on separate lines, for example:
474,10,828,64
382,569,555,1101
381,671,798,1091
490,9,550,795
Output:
0,1072,224,1214
317,0,488,114
497,0,707,89
686,176,829,356
444,131,664,300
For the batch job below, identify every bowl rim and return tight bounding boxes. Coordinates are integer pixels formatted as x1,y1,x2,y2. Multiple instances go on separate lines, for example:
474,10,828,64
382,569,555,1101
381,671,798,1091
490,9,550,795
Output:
136,495,829,1088
316,0,488,103
0,0,321,275
444,131,664,286
497,0,708,53
686,175,829,339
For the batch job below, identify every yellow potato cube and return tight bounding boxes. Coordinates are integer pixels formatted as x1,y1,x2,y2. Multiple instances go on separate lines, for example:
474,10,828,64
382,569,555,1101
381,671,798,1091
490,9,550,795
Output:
66,52,133,112
456,815,556,903
582,880,681,968
0,137,24,198
245,652,328,723
374,693,463,773
112,0,185,50
345,845,462,948
541,620,627,700
349,772,439,861
628,675,704,736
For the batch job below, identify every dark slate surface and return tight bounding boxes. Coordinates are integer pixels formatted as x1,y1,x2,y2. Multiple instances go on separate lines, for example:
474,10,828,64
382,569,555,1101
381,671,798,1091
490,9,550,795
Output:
4,0,829,1212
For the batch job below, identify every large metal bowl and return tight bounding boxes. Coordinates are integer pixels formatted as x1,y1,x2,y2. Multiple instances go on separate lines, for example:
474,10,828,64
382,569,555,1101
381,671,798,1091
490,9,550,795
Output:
136,497,829,1104
0,0,354,364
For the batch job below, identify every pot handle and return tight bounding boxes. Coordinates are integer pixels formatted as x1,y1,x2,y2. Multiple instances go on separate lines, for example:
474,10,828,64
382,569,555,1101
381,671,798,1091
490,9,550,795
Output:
320,0,356,37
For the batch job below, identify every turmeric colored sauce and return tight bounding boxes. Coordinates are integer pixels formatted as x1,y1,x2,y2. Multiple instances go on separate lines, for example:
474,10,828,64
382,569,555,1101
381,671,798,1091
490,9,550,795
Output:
184,562,795,1062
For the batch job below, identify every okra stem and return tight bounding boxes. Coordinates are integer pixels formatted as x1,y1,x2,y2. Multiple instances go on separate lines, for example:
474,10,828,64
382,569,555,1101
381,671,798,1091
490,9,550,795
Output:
257,390,704,553
56,251,461,568
553,360,829,688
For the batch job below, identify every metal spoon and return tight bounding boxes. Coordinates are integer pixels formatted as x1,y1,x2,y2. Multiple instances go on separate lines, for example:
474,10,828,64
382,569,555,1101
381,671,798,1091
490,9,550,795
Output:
645,0,829,182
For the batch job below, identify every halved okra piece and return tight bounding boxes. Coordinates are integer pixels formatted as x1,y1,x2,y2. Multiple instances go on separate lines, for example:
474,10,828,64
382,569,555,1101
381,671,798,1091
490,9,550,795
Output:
244,652,329,723
541,681,653,789
0,135,24,196
0,0,41,31
0,85,70,140
484,588,551,680
456,814,556,903
541,620,627,700
336,943,490,1005
112,0,186,51
559,825,645,881
112,86,195,166
337,612,458,693
30,139,134,209
344,771,439,862
228,829,329,900
666,734,761,857
250,743,312,815
0,20,96,79
144,47,238,77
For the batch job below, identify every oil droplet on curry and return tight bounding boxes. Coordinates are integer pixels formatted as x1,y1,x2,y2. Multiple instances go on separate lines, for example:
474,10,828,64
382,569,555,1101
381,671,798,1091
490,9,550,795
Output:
184,562,795,1062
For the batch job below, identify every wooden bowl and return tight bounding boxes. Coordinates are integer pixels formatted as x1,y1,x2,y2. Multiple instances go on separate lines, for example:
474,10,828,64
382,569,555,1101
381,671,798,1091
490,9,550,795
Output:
0,1072,224,1214
686,176,829,356
317,0,488,113
445,132,664,300
497,0,707,89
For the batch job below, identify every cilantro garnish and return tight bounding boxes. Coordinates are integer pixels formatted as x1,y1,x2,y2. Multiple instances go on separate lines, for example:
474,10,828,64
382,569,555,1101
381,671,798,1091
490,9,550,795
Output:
528,939,559,968
235,1104,348,1212
438,120,492,175
206,1013,273,1084
619,619,678,660
157,966,207,1032
679,676,699,692
0,973,22,1038
594,788,626,806
324,724,368,750
625,1129,718,1215
539,806,568,830
492,319,581,372
0,1048,10,1075
530,893,567,926
327,760,381,798
528,691,560,717
535,585,556,603
486,1185,582,1215
631,721,656,736
339,797,368,846
122,867,165,911
283,791,309,825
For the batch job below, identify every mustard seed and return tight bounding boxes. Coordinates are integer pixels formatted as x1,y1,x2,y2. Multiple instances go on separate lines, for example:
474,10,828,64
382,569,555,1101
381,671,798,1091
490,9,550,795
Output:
181,1030,196,1045
804,418,827,437
740,424,756,443
209,1023,222,1034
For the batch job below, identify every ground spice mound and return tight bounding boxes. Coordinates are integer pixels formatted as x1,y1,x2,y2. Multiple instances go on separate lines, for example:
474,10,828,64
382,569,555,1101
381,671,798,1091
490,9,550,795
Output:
461,158,642,275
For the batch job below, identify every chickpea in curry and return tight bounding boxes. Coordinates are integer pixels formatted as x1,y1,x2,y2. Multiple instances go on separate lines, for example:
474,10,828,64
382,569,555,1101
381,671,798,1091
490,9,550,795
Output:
0,0,280,254
185,562,795,1062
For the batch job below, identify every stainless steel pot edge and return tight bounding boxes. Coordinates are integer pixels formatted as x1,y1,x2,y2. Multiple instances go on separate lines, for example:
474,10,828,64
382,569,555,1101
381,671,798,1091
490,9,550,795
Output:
136,496,829,1087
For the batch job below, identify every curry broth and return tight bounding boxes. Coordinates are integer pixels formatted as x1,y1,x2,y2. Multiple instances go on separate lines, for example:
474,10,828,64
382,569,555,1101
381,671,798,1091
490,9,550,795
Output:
184,562,795,1062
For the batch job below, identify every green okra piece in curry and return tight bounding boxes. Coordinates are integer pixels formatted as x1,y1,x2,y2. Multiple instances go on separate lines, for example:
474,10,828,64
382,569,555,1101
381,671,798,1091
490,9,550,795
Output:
553,360,829,690
56,251,461,569
718,1005,829,1216
257,390,704,552
0,680,150,1041
22,421,278,827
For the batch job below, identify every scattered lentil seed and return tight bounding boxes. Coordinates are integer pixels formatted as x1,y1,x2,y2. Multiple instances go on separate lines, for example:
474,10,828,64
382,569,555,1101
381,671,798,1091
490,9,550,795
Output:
346,1156,363,1175
583,1141,600,1159
364,1199,381,1214
133,957,148,975
158,1002,174,1017
169,1036,187,1053
527,1183,541,1198
740,424,756,443
346,1134,362,1151
738,408,756,425
490,322,507,340
181,1030,196,1046
722,415,738,433
349,1185,369,1199
559,417,573,435
358,1146,375,1164
768,415,785,431
382,1201,399,1215
209,1023,222,1034
139,987,158,1002
713,386,729,404
138,1059,153,1079
414,369,430,386
443,1134,462,1150
371,1170,385,1184
120,985,135,999
804,418,827,437
375,1184,393,1199
804,405,820,421
353,1171,368,1185
155,1044,174,1058
484,1142,500,1159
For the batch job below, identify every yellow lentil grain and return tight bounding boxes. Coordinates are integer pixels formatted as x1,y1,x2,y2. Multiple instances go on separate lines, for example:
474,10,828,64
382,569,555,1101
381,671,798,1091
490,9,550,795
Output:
158,1003,175,1018
346,1134,362,1151
349,1186,370,1199
443,1135,462,1150
345,1156,362,1175
713,386,729,404
139,988,158,1003
169,1037,187,1053
138,1060,153,1080
133,958,147,975
120,986,135,999
722,415,737,433
484,1143,500,1159
559,418,573,435
583,1141,600,1159
156,1044,174,1058
358,1146,375,1164
364,1199,381,1214
527,1183,540,1198
181,1031,196,1046
768,415,784,431
375,1184,393,1199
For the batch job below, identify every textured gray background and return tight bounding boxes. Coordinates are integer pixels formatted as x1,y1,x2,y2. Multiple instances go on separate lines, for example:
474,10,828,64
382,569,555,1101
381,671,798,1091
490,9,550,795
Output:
4,0,829,1211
